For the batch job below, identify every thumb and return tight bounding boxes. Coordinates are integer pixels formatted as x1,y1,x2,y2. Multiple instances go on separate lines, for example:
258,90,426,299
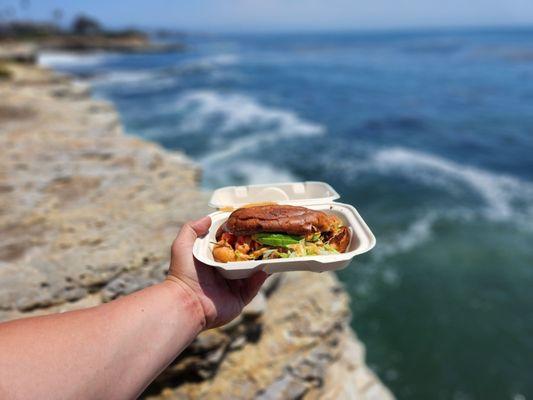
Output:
174,216,212,249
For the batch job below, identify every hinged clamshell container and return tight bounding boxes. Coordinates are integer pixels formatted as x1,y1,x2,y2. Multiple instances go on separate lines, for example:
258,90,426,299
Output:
193,181,376,279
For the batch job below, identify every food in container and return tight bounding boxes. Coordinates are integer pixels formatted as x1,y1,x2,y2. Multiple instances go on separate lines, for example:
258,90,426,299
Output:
212,204,351,262
193,181,375,279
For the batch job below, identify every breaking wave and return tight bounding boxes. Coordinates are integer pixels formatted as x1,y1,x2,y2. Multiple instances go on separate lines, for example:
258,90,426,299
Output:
74,54,238,89
372,147,533,221
175,90,325,136
90,70,159,85
178,54,239,71
88,70,178,93
203,160,299,187
374,212,438,261
320,145,533,224
171,90,323,186
38,51,114,68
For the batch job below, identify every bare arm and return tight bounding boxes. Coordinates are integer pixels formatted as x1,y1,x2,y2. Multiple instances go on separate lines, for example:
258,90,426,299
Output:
0,217,267,400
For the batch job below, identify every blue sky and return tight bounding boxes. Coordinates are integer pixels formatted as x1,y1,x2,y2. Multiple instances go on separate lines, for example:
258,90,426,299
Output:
5,0,533,32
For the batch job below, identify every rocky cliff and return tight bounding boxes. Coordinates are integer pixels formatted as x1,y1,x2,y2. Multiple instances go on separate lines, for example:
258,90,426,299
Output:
0,60,393,399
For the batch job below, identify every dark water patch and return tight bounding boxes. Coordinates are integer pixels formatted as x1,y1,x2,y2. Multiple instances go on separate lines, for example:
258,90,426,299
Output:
361,116,428,133
400,40,463,55
341,220,533,400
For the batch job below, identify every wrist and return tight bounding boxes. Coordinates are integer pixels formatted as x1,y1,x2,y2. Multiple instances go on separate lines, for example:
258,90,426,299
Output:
163,277,207,331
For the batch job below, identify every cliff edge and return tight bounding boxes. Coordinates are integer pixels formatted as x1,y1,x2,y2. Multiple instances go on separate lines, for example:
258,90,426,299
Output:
0,61,393,399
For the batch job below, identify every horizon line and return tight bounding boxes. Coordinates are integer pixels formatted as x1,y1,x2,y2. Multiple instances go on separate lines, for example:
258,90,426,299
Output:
3,17,533,36
175,23,533,36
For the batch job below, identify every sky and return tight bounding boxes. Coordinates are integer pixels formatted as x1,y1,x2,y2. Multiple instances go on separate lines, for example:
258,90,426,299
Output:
2,0,533,32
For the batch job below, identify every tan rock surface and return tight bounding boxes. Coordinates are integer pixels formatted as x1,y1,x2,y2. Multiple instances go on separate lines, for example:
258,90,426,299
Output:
0,43,37,63
0,62,206,318
0,62,393,399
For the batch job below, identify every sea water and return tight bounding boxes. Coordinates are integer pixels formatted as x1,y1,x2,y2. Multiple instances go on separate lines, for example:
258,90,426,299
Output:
40,28,533,399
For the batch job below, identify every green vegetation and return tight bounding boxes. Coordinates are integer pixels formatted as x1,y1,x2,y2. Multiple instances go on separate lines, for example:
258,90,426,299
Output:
0,16,145,41
253,233,303,248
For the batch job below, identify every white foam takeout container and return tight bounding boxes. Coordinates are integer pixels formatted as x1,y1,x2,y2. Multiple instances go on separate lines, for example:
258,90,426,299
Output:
193,181,376,279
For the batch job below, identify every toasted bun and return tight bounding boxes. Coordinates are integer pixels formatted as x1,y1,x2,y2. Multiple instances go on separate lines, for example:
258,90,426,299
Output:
219,204,338,237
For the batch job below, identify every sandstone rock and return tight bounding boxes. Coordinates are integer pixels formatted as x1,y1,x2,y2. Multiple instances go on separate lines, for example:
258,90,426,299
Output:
317,329,395,400
220,315,243,331
256,373,309,400
0,43,37,64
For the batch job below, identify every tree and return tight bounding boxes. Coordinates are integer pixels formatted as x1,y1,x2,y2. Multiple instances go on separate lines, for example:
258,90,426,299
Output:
52,8,63,26
71,14,101,35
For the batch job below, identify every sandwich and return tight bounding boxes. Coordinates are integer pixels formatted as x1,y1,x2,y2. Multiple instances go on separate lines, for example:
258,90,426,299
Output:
212,204,350,263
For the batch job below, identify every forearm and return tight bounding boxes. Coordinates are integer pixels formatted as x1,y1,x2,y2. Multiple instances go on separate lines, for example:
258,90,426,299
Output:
0,281,205,400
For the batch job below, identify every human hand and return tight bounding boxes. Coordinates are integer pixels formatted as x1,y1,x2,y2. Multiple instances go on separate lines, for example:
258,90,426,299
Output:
166,216,268,330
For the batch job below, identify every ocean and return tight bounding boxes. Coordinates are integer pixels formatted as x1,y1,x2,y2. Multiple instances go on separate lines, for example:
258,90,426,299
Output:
40,28,533,399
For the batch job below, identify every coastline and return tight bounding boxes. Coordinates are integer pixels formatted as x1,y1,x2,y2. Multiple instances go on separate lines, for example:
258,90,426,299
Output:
0,56,393,399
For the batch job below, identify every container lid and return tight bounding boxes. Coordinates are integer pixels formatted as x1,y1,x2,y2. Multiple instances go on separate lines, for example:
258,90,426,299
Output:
208,181,340,209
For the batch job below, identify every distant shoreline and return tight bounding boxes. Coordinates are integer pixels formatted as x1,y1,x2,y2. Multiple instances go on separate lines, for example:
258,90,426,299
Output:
0,20,184,60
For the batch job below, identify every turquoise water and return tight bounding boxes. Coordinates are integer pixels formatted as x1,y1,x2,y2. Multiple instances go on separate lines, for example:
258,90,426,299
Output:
41,28,533,399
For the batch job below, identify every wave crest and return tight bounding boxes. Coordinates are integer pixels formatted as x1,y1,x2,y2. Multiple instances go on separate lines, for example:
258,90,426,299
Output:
203,160,299,187
176,90,324,136
38,51,113,68
373,147,533,221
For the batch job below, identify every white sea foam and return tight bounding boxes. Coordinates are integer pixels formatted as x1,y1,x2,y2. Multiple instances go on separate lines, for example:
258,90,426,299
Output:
374,213,437,261
175,90,319,186
201,132,274,164
85,55,237,87
184,91,325,167
204,160,299,187
197,54,239,67
237,161,298,184
373,147,533,221
38,51,113,68
320,145,533,224
175,90,325,137
202,128,315,165
88,70,177,92
91,70,157,85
